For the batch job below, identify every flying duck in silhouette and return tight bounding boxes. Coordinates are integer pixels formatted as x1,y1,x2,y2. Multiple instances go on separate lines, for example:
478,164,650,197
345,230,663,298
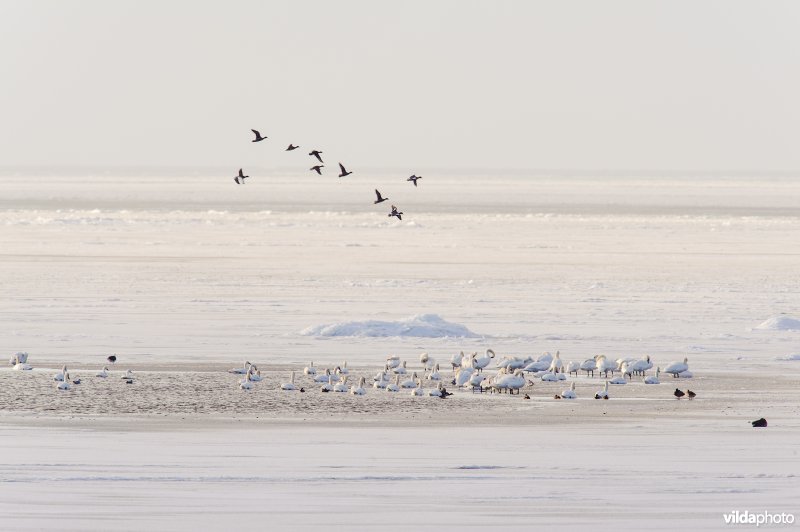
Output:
374,189,389,204
310,165,324,175
338,163,352,178
286,144,299,151
234,168,249,184
251,129,267,142
407,175,422,186
309,150,323,163
389,205,403,221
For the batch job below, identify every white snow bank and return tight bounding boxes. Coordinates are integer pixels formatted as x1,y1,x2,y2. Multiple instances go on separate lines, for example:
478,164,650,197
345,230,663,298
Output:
776,354,800,361
756,315,800,331
301,314,481,338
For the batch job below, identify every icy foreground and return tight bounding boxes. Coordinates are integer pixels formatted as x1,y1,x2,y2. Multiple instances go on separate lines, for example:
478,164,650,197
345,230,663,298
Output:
1,173,799,530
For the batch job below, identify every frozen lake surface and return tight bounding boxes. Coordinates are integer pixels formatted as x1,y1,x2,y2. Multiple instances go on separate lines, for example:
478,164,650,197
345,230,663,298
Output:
1,171,799,530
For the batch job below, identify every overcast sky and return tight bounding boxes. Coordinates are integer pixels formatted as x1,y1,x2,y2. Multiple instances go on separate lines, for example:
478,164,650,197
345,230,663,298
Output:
2,0,799,172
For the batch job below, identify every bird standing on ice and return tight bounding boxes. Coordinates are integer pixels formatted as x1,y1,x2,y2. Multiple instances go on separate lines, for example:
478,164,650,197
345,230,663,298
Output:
664,357,689,378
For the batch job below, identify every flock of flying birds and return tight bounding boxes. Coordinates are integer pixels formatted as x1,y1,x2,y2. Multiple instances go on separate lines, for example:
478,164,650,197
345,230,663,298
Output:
236,128,422,221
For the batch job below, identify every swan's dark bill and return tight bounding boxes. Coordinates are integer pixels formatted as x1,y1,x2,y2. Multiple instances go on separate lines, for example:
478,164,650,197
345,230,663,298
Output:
310,165,324,175
107,355,117,364
286,144,299,151
751,417,768,427
407,175,422,186
338,163,352,178
251,129,267,142
374,189,388,204
309,150,323,163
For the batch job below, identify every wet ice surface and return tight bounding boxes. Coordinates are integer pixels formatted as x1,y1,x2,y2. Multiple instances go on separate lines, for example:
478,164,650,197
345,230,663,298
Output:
1,173,800,530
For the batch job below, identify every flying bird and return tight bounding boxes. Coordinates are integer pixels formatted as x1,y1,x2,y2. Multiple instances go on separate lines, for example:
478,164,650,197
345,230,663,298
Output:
407,175,422,187
388,205,403,221
309,150,323,163
107,355,117,364
310,165,324,175
338,163,352,178
374,189,389,204
286,144,299,151
234,168,249,184
251,129,267,142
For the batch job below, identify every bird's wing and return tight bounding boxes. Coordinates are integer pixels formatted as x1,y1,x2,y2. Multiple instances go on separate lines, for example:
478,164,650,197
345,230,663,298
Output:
238,168,244,176
375,189,381,200
251,129,260,137
339,163,346,173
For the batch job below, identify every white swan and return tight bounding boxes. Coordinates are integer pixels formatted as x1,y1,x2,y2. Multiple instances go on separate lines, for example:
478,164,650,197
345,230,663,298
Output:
54,365,68,382
523,352,553,372
565,360,580,377
303,361,317,376
455,365,475,387
10,352,29,365
594,381,609,399
494,369,526,394
561,381,577,399
386,355,401,369
229,361,251,375
13,360,32,371
596,355,617,377
240,371,253,390
608,375,627,385
468,371,488,389
337,361,349,375
120,369,134,380
644,367,661,384
400,372,418,389
678,370,693,379
373,372,389,389
350,376,366,395
449,351,464,372
96,367,109,378
580,358,597,377
548,351,563,373
314,368,332,383
249,368,263,382
333,375,348,392
320,375,334,392
393,360,408,375
664,357,689,378
281,372,297,391
56,372,71,391
540,370,559,382
386,375,400,392
629,355,653,376
474,349,495,372
427,363,441,381
411,379,425,396
461,352,477,369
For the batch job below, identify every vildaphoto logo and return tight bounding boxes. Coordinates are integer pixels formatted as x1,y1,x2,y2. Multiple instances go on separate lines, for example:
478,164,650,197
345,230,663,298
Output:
723,510,795,526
